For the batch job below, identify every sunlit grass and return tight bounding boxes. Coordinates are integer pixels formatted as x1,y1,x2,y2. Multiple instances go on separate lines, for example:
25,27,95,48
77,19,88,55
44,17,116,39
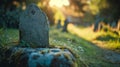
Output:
67,23,120,52
49,26,113,66
68,23,102,41
107,40,120,49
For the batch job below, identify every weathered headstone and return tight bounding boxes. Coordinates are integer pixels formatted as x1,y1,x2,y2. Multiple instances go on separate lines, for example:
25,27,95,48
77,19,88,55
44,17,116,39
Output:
93,17,104,32
19,3,49,48
56,19,62,29
110,21,117,28
62,18,70,32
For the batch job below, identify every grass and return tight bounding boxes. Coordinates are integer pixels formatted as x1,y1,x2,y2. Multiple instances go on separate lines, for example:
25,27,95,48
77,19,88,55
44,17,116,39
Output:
0,26,120,67
95,31,120,50
49,26,120,67
0,28,19,46
67,23,120,52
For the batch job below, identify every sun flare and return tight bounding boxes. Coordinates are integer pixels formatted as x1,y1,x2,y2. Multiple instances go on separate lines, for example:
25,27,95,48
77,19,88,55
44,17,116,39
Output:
49,0,70,7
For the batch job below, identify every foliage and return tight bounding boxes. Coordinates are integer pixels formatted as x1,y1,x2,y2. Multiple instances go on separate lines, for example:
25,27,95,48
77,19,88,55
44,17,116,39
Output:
89,0,103,14
0,0,23,28
0,0,45,28
90,0,120,22
95,29,120,50
105,0,120,21
25,0,41,5
0,29,19,47
0,28,8,47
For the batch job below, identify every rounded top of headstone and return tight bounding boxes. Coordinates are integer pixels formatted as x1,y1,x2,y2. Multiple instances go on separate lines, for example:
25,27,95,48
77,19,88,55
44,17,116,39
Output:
26,3,41,17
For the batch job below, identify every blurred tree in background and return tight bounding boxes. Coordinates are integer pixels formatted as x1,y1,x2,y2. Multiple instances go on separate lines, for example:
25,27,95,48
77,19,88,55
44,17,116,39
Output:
0,0,22,28
91,0,120,24
100,0,120,23
0,0,119,28
0,0,55,29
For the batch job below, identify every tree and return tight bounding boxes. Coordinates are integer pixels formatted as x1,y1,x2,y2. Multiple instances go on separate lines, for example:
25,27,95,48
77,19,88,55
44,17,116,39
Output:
0,0,43,28
98,0,120,23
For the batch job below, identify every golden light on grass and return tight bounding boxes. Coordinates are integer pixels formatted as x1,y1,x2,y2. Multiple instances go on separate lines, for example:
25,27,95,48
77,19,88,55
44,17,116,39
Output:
68,23,102,41
49,0,70,7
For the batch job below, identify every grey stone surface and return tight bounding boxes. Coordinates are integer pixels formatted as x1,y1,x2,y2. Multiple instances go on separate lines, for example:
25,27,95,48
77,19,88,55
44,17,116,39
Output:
19,3,49,48
28,48,76,67
0,47,77,67
103,50,120,63
93,18,104,32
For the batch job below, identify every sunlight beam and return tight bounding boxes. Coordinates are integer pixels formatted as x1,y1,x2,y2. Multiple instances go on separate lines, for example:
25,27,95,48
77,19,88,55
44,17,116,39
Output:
49,0,70,7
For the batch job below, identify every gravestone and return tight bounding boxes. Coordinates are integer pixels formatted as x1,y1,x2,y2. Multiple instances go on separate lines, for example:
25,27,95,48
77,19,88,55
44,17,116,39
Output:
56,19,62,29
93,17,104,32
62,18,70,32
19,3,49,48
110,21,117,28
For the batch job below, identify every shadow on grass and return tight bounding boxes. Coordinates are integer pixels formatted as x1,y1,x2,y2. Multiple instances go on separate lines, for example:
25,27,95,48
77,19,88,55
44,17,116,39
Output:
95,34,120,42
